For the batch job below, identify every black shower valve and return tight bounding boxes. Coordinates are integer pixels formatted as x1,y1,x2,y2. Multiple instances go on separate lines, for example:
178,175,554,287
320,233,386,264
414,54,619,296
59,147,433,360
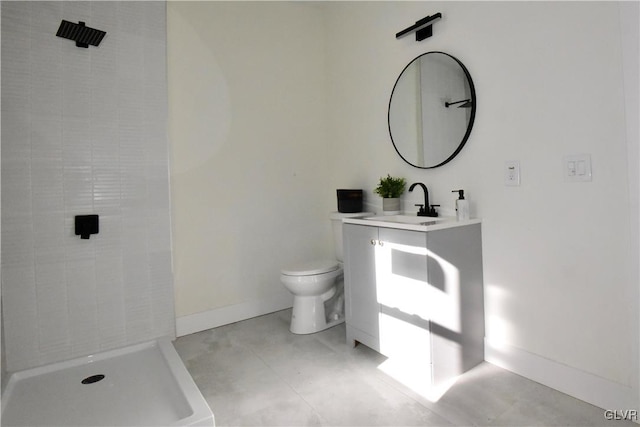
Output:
75,215,99,239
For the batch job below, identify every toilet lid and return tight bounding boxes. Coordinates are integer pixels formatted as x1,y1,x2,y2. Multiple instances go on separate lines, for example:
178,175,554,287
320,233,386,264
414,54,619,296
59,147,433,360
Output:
281,259,339,276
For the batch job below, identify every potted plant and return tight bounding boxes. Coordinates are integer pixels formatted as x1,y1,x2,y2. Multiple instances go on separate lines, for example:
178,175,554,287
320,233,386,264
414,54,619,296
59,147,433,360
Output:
374,174,406,215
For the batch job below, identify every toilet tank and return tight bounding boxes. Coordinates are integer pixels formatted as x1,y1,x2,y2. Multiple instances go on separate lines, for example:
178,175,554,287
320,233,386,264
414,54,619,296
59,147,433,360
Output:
330,212,373,262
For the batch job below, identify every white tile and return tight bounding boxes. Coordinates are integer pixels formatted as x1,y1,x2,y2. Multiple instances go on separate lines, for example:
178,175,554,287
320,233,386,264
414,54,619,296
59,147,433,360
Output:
121,209,150,252
63,166,93,212
62,60,92,119
38,344,73,367
62,1,90,23
95,256,127,343
37,305,71,356
1,68,31,112
30,26,62,116
143,40,167,85
31,1,63,31
94,213,123,258
92,166,121,208
150,250,175,335
1,110,32,159
140,2,166,42
90,1,117,35
92,132,119,166
1,2,31,31
1,158,33,216
1,4,31,113
97,300,127,349
118,2,144,37
33,213,66,264
62,119,93,167
66,259,97,306
32,160,64,213
34,248,65,278
147,210,172,251
1,214,35,267
64,216,97,262
2,265,40,372
2,0,174,370
66,258,99,355
31,118,63,160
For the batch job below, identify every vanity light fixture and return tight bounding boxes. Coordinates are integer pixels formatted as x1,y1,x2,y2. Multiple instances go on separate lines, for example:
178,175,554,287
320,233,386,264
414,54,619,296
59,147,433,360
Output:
396,13,442,41
445,99,473,108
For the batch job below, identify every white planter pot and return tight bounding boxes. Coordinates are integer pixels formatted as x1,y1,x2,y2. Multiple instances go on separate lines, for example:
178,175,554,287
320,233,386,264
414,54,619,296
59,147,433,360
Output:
382,197,401,215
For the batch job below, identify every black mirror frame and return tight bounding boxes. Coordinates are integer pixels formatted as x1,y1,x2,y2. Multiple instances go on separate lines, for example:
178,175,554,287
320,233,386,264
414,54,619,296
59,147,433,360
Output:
388,51,476,169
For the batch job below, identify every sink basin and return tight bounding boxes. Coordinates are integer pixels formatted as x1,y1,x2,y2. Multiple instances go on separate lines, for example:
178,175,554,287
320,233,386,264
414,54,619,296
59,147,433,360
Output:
363,215,447,225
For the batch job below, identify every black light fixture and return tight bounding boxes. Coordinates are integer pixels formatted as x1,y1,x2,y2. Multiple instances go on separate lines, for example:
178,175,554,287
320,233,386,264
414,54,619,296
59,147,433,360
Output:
396,13,442,41
445,99,473,109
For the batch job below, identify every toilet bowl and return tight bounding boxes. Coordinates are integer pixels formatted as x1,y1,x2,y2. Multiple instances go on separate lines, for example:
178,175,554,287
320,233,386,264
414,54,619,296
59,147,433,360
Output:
281,259,343,334
281,211,372,334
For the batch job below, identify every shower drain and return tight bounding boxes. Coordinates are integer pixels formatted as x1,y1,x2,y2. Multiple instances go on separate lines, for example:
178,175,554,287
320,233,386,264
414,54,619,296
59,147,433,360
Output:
81,374,105,384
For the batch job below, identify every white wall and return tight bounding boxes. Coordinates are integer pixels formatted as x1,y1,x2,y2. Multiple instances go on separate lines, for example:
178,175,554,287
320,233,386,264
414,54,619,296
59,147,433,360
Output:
619,0,640,411
167,2,333,334
324,1,638,410
167,0,638,409
1,1,175,372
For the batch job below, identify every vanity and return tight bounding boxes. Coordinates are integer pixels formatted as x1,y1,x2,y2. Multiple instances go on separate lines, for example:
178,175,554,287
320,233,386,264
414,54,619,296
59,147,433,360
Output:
342,215,484,388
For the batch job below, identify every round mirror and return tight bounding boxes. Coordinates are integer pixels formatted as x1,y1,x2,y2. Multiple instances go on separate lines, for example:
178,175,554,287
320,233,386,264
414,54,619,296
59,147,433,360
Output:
388,51,476,169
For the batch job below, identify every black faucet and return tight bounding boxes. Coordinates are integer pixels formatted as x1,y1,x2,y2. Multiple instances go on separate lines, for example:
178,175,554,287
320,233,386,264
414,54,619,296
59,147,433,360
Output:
409,182,439,217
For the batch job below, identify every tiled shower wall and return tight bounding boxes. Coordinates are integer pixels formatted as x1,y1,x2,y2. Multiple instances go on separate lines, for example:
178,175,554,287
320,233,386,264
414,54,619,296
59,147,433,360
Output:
1,1,175,372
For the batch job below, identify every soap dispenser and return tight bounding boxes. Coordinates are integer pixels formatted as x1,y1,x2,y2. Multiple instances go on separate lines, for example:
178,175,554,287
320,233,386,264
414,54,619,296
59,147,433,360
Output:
452,190,469,221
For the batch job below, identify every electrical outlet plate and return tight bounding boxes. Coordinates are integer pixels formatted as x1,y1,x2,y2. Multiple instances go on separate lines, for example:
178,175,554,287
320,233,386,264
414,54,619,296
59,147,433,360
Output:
563,154,592,182
505,161,520,186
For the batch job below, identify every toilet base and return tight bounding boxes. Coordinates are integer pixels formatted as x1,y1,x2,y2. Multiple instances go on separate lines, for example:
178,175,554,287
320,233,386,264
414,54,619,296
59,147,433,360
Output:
289,295,345,335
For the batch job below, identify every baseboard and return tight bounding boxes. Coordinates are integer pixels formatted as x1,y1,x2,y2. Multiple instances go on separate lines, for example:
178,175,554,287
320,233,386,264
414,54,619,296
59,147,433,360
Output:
485,338,637,411
176,292,293,337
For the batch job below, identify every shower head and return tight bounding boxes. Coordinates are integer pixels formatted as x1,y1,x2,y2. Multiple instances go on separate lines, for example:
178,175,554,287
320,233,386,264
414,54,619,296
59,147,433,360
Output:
56,20,106,48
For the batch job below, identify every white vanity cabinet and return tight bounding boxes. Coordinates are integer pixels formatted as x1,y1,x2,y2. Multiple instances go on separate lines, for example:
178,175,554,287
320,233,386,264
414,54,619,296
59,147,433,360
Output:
343,220,484,387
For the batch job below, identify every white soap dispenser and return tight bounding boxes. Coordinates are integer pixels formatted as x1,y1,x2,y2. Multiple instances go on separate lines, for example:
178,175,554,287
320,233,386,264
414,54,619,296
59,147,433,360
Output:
452,189,469,221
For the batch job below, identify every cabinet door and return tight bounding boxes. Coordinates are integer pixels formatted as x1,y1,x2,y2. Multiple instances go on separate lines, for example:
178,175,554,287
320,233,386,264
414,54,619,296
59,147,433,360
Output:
376,228,431,361
376,228,429,316
343,224,380,340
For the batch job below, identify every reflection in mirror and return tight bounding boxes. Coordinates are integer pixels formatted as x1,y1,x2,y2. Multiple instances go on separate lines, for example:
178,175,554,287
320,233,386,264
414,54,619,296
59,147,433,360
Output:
388,52,475,169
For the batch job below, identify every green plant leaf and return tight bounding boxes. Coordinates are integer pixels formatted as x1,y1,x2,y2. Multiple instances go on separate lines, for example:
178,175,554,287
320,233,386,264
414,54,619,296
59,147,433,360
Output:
374,174,406,198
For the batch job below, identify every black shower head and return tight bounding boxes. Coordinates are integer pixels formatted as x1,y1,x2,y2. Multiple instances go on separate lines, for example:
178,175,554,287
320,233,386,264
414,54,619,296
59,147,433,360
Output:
56,20,106,48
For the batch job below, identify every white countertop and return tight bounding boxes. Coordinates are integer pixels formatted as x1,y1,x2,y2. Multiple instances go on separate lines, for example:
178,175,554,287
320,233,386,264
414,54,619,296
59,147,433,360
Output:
343,214,481,232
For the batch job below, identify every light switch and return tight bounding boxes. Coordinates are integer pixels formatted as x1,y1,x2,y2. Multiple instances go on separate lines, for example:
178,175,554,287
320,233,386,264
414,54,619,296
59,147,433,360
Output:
563,154,592,182
505,161,520,186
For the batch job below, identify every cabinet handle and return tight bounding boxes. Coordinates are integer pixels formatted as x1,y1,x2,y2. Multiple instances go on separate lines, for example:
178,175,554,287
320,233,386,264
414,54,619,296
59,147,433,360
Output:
378,241,384,246
370,239,377,245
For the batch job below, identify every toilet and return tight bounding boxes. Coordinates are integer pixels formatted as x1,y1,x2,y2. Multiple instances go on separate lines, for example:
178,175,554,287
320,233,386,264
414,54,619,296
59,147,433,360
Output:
281,211,372,334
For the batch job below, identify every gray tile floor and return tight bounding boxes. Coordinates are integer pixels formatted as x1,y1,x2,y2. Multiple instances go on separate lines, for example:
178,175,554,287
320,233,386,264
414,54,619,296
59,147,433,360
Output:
174,309,633,427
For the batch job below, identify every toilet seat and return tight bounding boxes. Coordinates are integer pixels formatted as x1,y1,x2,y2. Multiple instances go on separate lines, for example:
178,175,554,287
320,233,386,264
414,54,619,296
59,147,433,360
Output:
281,259,339,276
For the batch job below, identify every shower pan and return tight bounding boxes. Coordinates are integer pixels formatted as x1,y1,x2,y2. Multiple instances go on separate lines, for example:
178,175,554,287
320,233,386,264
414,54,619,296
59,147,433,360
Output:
1,339,214,426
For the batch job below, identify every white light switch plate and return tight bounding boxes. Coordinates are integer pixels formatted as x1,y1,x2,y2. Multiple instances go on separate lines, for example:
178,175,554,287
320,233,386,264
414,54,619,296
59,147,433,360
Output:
505,161,520,186
563,154,592,182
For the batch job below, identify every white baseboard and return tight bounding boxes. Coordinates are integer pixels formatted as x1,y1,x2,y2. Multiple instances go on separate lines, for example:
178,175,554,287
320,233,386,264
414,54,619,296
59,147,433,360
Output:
176,292,293,337
485,338,637,411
